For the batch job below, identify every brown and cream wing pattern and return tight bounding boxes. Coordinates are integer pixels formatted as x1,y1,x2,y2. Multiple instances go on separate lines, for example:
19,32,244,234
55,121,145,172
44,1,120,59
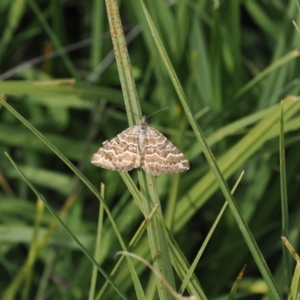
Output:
141,126,189,176
91,125,141,171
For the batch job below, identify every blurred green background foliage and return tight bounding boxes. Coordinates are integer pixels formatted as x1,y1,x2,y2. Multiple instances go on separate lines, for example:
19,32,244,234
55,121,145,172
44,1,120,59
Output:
0,0,300,299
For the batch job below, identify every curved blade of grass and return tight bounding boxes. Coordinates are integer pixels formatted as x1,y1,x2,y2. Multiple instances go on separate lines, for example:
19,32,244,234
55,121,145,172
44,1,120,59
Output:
0,96,143,299
163,172,244,299
0,98,113,239
174,98,300,232
96,205,159,300
179,171,244,295
2,189,78,300
5,153,128,300
234,50,300,100
167,240,205,299
228,265,247,300
0,80,125,107
140,1,282,299
116,251,183,300
188,104,278,159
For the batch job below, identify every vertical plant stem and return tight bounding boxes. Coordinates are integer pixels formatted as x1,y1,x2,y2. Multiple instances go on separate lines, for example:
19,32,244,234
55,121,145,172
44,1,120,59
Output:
104,1,176,298
279,101,291,288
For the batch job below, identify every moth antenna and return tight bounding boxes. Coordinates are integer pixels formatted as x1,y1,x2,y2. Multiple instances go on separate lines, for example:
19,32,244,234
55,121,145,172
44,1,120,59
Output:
116,105,169,122
145,107,169,120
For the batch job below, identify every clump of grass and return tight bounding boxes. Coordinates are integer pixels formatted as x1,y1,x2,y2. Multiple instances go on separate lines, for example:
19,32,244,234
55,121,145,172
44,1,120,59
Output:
0,1,300,299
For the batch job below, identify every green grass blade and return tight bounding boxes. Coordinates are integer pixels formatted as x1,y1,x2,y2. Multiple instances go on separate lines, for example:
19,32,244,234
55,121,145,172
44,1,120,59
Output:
105,1,176,298
0,96,143,299
5,153,129,300
104,0,141,123
88,183,105,300
281,237,300,262
280,101,292,289
140,2,284,298
0,0,25,60
90,0,104,70
22,199,44,300
179,171,244,295
95,205,159,300
27,0,80,80
234,50,300,100
211,6,222,112
227,265,247,300
288,262,300,300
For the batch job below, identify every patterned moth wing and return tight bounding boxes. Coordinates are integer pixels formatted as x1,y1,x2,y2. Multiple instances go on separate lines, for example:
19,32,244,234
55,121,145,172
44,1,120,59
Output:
140,124,190,176
91,125,141,171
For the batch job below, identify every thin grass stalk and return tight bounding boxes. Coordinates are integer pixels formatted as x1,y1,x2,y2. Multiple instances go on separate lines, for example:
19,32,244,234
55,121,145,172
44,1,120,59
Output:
140,1,282,298
0,0,25,60
22,199,44,300
162,227,204,298
116,252,183,300
228,1,242,93
143,173,176,299
89,183,105,300
2,190,78,300
179,171,244,295
104,1,176,298
119,172,145,214
227,265,247,300
5,153,129,300
279,101,292,289
281,237,300,262
288,262,300,300
90,0,104,70
104,0,141,123
211,5,222,112
0,94,138,251
96,205,159,300
164,173,180,229
27,0,79,80
0,96,142,299
173,99,300,233
234,50,300,100
0,97,121,243
34,248,55,300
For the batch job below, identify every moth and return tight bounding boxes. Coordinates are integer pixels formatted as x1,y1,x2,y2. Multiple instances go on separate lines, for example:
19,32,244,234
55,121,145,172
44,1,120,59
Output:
91,116,189,176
